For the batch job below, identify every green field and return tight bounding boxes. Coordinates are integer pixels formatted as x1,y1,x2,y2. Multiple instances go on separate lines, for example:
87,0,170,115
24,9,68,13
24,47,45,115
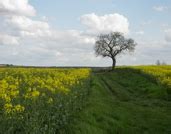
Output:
66,66,171,134
0,66,171,134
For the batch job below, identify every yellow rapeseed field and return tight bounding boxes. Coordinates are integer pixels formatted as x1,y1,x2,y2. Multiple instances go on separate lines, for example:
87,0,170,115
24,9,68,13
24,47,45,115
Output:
0,68,91,133
134,66,171,88
132,65,171,99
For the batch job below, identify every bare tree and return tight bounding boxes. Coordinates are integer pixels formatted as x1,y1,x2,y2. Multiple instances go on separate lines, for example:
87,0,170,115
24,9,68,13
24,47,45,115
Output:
94,32,137,70
162,61,167,65
156,60,161,66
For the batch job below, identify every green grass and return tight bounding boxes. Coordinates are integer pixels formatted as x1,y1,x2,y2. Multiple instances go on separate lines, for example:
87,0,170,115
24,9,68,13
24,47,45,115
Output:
64,68,171,134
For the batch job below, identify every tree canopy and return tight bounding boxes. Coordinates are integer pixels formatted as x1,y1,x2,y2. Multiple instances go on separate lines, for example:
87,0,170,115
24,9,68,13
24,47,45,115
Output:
95,32,136,69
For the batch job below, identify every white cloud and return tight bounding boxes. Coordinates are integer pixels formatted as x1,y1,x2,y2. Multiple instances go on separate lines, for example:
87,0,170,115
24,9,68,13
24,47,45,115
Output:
3,15,95,48
5,15,52,38
165,29,171,42
0,5,98,66
135,31,144,35
80,13,129,35
153,6,168,12
50,30,96,48
0,0,36,16
118,40,171,65
0,33,19,45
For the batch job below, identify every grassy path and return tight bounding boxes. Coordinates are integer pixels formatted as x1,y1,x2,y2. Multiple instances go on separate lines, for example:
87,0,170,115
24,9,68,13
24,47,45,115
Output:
66,69,171,134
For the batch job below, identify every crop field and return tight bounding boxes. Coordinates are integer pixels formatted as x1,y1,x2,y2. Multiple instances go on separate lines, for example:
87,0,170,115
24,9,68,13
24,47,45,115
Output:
0,66,171,134
0,68,91,133
134,65,171,98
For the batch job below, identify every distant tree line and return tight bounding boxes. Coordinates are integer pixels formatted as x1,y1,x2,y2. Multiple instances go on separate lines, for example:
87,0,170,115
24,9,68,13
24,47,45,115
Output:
156,60,167,66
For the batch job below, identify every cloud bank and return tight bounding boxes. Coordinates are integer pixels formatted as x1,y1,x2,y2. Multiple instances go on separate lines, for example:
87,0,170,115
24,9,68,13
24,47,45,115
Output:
0,0,36,16
80,13,129,35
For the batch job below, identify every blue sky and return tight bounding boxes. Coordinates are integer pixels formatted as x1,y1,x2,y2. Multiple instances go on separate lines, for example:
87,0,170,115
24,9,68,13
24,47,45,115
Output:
30,0,170,29
32,0,170,39
0,0,171,66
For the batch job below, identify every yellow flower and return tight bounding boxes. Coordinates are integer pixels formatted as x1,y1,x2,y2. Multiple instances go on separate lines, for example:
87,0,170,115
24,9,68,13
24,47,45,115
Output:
4,103,13,114
47,98,53,104
14,104,25,113
5,96,11,103
31,90,40,98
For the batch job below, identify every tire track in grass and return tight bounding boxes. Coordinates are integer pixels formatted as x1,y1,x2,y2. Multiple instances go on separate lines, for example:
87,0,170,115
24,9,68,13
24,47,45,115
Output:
65,74,124,134
66,70,171,134
100,74,133,102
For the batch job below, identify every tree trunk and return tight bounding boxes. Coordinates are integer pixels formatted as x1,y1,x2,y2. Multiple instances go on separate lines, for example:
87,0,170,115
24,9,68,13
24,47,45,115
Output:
112,57,116,70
